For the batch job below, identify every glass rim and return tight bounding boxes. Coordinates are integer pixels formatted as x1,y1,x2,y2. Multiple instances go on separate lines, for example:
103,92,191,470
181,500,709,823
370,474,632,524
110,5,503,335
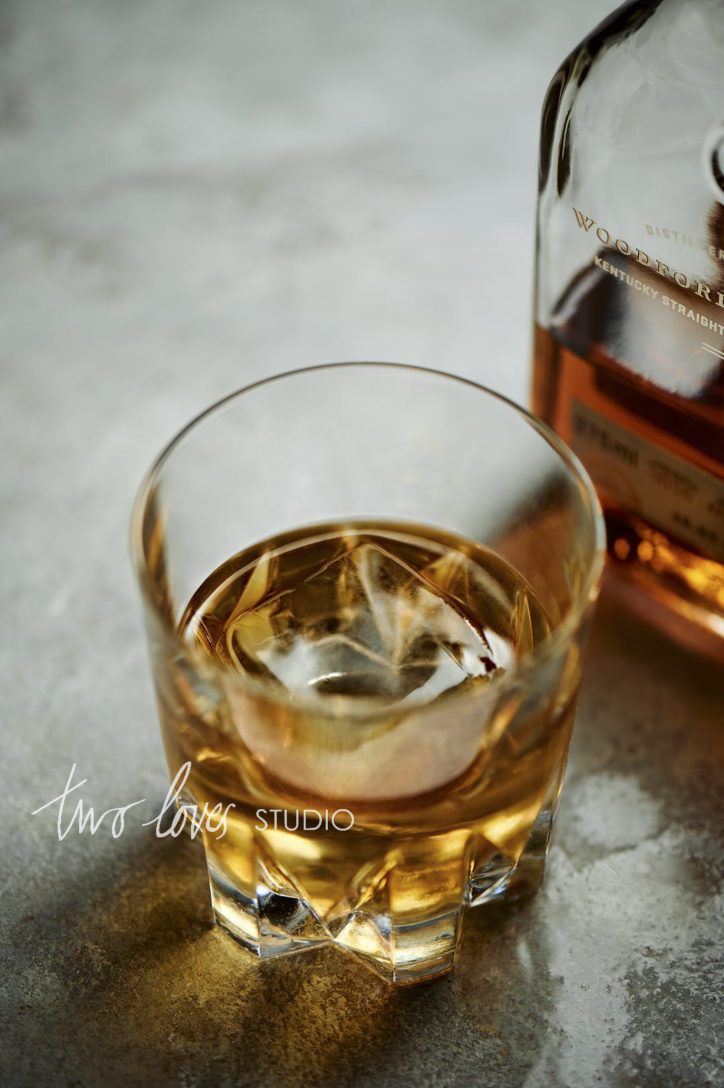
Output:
130,361,606,706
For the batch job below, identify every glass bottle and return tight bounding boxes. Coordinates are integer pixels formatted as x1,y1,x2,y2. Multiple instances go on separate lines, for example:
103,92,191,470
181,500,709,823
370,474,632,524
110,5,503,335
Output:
532,0,724,648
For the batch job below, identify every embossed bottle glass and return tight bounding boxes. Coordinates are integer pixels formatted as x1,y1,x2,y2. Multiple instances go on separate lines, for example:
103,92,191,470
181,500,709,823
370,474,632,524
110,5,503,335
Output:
532,0,724,646
132,364,603,983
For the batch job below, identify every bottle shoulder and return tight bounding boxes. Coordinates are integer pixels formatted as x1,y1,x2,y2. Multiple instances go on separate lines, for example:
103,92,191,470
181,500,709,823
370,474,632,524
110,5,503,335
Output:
551,0,663,83
543,0,722,149
536,0,724,296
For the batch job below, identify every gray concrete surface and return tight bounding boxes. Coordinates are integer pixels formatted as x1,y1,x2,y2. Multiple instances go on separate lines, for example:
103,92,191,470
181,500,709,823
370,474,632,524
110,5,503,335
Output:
1,1,722,1086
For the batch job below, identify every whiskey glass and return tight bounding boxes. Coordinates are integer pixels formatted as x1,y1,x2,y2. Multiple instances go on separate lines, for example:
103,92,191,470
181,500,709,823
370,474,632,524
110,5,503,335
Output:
131,363,604,984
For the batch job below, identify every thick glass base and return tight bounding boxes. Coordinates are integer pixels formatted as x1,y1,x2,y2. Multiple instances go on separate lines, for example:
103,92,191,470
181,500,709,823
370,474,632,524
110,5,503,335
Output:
206,803,559,985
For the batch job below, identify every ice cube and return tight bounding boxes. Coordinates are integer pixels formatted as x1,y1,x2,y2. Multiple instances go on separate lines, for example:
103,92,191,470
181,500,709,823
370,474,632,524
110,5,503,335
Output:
226,540,510,709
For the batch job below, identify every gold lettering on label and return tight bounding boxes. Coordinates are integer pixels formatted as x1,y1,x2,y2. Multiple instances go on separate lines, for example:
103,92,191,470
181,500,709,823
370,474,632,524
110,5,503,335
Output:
571,209,723,309
643,222,723,260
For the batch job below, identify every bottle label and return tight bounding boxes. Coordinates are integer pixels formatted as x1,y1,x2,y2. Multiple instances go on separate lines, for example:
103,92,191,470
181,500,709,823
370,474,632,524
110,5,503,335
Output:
571,400,724,563
568,208,724,392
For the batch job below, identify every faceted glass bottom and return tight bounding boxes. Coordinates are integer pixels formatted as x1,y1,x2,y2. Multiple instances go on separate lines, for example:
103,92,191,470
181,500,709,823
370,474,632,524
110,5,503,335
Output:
204,800,558,985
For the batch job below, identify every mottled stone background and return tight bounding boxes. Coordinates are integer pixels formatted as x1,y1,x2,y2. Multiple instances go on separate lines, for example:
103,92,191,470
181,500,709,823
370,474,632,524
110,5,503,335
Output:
1,1,722,1086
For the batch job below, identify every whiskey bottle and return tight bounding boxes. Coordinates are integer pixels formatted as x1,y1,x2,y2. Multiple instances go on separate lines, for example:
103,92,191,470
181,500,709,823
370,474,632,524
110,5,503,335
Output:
532,0,724,647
